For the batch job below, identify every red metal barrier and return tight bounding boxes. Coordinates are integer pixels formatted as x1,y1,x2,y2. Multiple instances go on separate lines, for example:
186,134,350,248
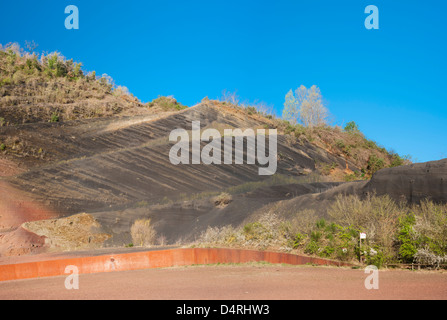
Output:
0,248,353,282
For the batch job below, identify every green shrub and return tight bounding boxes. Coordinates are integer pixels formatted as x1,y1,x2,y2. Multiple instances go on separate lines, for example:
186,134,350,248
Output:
284,123,295,135
0,77,12,87
335,140,346,149
391,156,403,167
389,154,411,168
49,112,59,123
321,163,337,176
0,143,6,151
305,241,320,255
325,222,338,234
367,154,385,174
243,222,270,241
320,246,335,258
344,121,360,133
315,219,326,230
293,125,306,138
366,247,385,268
344,172,359,182
147,96,187,111
293,233,306,249
73,62,83,78
246,106,257,115
397,214,418,263
364,140,378,149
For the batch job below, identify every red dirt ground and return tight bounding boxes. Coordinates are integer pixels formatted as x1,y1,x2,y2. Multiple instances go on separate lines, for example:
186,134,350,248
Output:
0,180,57,256
0,264,446,300
0,181,57,229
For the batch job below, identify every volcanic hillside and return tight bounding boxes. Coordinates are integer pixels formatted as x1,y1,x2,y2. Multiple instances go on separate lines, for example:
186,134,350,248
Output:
3,100,445,255
1,43,444,258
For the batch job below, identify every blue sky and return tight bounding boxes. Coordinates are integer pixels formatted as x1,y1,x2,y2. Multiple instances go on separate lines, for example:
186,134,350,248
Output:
1,0,446,162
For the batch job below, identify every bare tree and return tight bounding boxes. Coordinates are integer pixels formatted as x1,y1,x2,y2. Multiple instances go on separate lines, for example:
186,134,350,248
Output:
25,40,39,54
221,89,240,106
282,85,329,127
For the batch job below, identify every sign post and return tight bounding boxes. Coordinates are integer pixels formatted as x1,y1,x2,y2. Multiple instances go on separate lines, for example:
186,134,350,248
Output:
359,233,366,263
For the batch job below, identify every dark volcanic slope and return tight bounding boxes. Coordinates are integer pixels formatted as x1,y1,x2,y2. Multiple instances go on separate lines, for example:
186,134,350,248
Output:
3,103,353,216
2,102,445,249
94,157,447,245
363,159,447,203
265,159,447,221
92,181,344,245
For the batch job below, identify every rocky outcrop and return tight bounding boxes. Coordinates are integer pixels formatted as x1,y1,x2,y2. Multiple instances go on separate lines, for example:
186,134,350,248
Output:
363,159,447,204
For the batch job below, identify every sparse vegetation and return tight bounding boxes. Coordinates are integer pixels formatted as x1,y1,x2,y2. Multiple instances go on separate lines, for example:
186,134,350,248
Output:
177,173,323,204
215,90,409,178
343,170,365,182
320,162,338,176
197,212,290,250
134,200,149,208
219,90,275,119
213,192,233,207
225,174,308,195
49,112,59,123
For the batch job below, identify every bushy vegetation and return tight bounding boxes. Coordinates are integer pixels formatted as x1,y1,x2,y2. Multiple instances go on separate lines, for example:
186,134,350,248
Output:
196,194,447,269
197,212,290,250
130,218,157,247
344,121,360,133
147,96,187,111
0,43,114,94
0,43,146,125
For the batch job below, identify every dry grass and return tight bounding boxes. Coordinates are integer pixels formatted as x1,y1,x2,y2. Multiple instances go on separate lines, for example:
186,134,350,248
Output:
22,213,111,252
212,192,233,207
196,212,294,251
130,218,157,247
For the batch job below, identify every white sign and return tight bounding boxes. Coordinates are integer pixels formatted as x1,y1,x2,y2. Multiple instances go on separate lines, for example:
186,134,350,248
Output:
360,233,367,239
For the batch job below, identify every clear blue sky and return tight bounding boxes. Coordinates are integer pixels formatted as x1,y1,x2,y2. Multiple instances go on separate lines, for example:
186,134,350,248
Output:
1,0,446,162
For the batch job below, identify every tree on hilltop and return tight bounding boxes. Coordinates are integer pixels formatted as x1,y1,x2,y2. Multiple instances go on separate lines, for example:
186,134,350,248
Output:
283,85,329,127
